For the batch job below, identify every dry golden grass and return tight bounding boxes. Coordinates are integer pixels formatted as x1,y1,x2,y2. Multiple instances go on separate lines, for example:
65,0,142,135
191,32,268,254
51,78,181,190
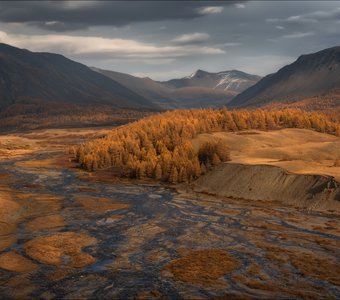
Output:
0,172,10,179
192,128,340,181
25,215,65,232
232,274,280,292
14,192,63,219
0,221,16,236
218,208,241,216
76,169,124,184
20,127,113,141
75,196,130,213
22,183,44,189
15,192,63,202
16,158,59,168
16,153,78,171
232,274,326,299
47,268,76,281
165,249,240,286
133,290,162,300
25,232,97,268
3,275,38,299
0,183,18,236
0,135,38,161
246,263,269,281
290,252,339,285
0,193,20,222
0,127,114,167
0,251,38,273
283,215,340,236
0,190,21,250
77,187,100,193
255,241,340,286
240,218,287,231
231,257,338,299
0,236,17,252
148,249,169,263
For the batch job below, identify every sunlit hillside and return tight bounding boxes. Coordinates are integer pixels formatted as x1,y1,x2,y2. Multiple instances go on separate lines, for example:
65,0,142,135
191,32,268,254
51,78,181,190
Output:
73,108,340,183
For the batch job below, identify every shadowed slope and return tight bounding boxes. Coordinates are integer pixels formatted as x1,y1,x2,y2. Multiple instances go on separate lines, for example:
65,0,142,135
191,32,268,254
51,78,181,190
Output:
230,46,340,108
0,43,156,111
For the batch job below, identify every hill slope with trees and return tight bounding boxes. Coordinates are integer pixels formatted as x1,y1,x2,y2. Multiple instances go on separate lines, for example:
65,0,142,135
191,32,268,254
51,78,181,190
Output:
73,108,340,183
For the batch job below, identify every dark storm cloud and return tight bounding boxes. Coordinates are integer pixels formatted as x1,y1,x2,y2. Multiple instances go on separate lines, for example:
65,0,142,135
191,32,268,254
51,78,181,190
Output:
0,1,242,32
0,1,339,80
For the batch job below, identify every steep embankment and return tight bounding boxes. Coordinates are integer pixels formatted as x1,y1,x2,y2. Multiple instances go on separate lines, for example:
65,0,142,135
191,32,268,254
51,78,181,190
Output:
190,128,340,211
192,163,340,211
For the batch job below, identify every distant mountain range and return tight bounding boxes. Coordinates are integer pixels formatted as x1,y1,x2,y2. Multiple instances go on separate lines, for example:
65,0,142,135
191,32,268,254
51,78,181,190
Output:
93,68,260,109
163,69,260,92
229,46,340,108
1,42,339,116
0,43,260,114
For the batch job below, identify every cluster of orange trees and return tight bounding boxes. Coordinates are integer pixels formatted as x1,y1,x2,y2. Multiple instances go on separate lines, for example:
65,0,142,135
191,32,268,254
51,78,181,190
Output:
73,108,340,183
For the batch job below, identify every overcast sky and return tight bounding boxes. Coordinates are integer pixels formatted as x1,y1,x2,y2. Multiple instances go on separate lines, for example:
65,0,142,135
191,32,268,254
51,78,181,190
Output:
0,1,339,80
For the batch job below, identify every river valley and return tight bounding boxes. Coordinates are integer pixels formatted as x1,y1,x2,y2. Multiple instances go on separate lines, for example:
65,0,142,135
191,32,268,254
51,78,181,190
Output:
0,127,339,299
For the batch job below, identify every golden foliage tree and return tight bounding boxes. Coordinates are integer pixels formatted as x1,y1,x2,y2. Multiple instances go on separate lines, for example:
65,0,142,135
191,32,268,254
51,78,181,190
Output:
74,108,340,183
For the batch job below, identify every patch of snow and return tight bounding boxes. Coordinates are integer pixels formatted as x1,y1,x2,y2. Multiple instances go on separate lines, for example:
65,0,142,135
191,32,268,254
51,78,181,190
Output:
184,70,198,79
214,74,248,91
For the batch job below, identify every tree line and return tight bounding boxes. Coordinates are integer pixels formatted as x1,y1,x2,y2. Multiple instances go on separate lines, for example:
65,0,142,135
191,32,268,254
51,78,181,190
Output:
72,108,340,183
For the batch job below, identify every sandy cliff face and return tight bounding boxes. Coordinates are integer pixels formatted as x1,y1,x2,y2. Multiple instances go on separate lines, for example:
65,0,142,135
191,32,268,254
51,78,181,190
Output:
193,163,340,211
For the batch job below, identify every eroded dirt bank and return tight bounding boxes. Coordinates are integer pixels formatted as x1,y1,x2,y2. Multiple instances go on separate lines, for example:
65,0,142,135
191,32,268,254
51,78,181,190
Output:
192,163,340,211
0,128,339,299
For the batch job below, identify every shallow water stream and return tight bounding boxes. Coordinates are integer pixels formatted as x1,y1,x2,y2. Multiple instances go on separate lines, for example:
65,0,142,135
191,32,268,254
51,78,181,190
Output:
0,131,339,299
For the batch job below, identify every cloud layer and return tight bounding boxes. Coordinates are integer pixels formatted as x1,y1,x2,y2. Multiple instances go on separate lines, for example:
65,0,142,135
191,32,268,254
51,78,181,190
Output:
172,33,210,45
0,1,236,32
0,31,224,59
0,1,338,80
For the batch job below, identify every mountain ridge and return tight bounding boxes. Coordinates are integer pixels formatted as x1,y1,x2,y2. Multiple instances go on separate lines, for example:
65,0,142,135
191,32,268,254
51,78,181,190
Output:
162,69,261,93
229,46,340,108
0,43,156,112
94,67,260,109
